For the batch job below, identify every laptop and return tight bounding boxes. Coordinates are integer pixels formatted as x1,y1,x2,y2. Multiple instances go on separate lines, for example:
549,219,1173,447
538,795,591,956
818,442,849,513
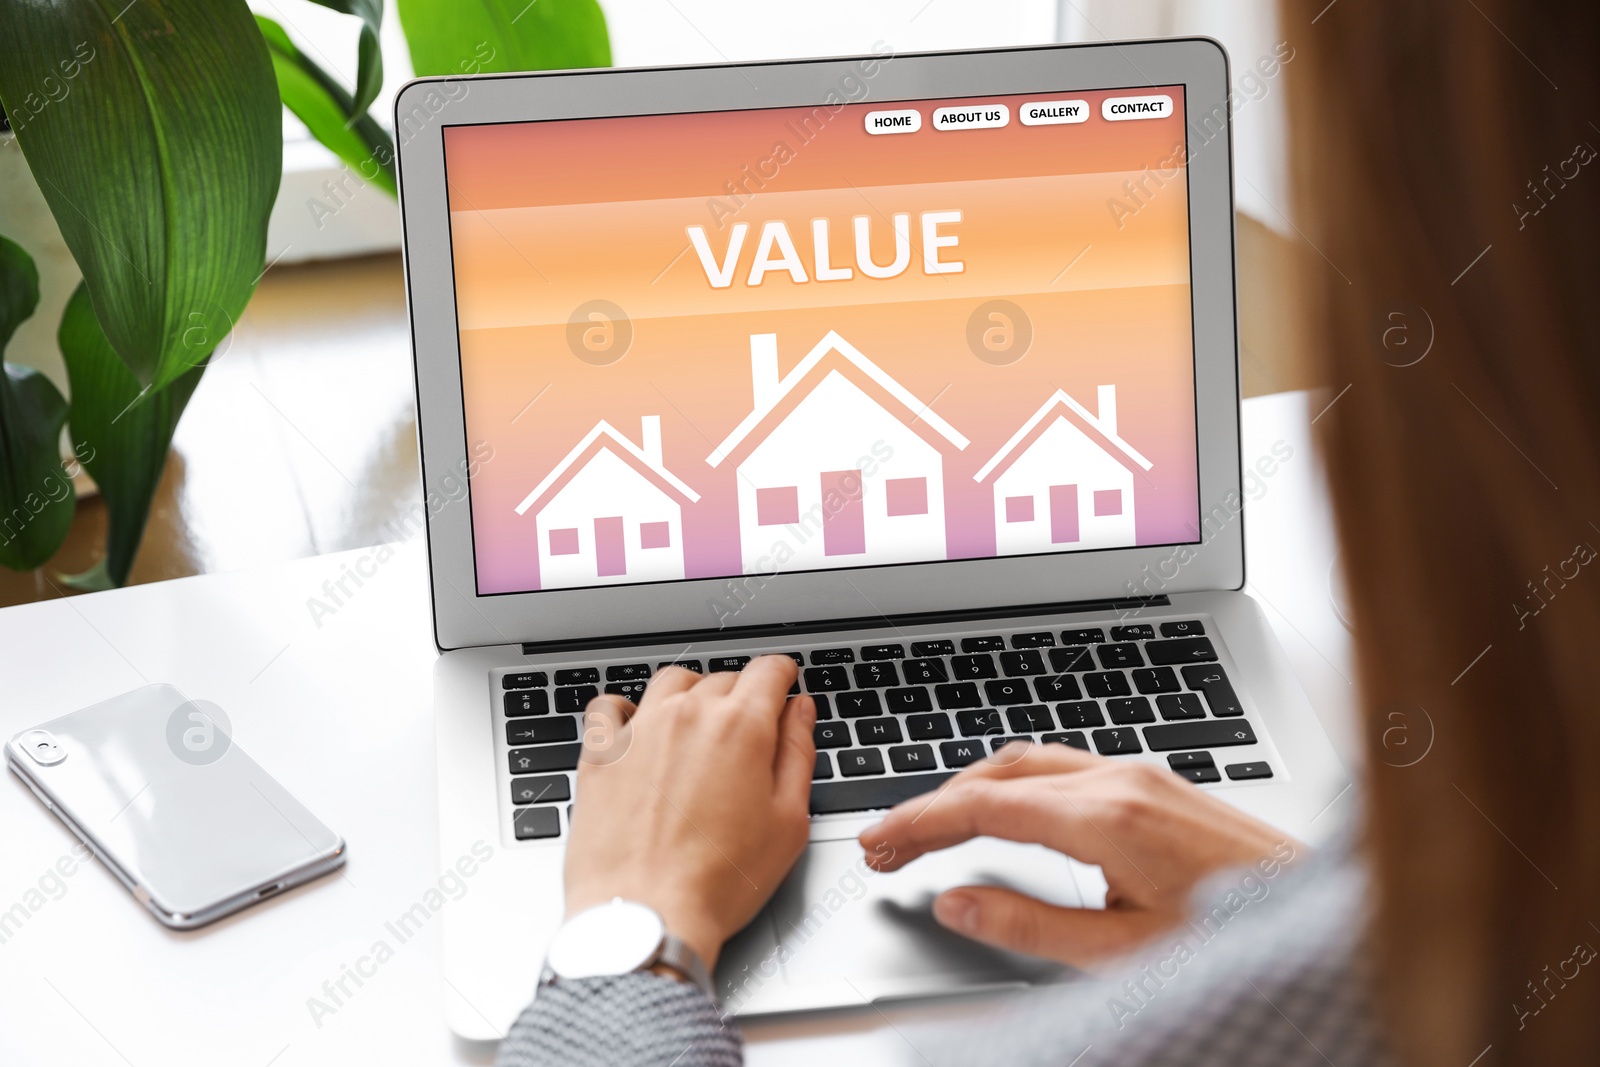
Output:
394,38,1347,1038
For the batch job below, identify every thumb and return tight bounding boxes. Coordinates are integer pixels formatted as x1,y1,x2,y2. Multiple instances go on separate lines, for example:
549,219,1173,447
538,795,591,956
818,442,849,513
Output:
932,886,1175,969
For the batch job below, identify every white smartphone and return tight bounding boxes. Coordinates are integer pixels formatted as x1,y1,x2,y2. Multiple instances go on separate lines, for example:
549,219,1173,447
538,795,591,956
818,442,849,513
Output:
6,683,345,928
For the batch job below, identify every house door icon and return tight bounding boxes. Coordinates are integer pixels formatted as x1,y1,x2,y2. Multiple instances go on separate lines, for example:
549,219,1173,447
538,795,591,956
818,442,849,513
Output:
594,516,627,577
821,470,866,556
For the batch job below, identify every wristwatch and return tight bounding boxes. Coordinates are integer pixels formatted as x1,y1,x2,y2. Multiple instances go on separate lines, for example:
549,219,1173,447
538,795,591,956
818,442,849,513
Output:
539,898,715,999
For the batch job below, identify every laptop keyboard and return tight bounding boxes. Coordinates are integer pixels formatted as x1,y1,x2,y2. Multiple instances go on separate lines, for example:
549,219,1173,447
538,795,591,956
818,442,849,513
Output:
498,618,1275,841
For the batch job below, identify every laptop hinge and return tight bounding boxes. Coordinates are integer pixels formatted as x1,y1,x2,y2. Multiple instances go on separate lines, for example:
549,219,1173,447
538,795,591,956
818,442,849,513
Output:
519,595,1170,656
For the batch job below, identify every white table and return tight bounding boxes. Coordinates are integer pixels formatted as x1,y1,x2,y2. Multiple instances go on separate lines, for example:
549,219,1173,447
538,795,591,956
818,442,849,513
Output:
0,390,1356,1067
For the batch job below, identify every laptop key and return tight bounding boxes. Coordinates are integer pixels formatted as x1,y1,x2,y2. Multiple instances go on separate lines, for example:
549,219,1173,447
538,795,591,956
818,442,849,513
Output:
554,668,599,685
1048,646,1094,673
1107,697,1156,725
507,718,579,746
956,709,1003,737
1157,693,1207,721
1061,628,1106,644
960,636,1006,652
888,744,937,773
939,740,987,768
1092,727,1143,755
1225,761,1273,781
1010,631,1056,648
1110,624,1155,641
934,682,982,709
838,749,886,777
555,685,599,713
861,644,906,660
1085,672,1132,698
1005,705,1053,733
810,771,955,815
810,647,856,664
910,640,955,657
853,662,900,688
814,722,851,749
835,691,883,718
804,666,851,692
1177,766,1221,784
1143,720,1257,752
504,690,550,717
1000,650,1046,676
509,744,581,774
512,807,561,841
906,713,954,741
1056,701,1106,728
1133,667,1180,694
990,736,1033,752
606,663,652,681
903,658,950,684
810,694,833,719
658,659,703,673
1145,638,1218,666
1182,665,1244,717
511,774,571,806
502,671,548,690
1041,731,1090,750
1160,620,1205,637
1035,674,1083,702
1097,643,1144,669
951,654,998,680
708,655,749,672
813,752,834,780
983,678,1033,705
885,687,932,713
855,717,903,746
604,681,647,703
1168,751,1216,770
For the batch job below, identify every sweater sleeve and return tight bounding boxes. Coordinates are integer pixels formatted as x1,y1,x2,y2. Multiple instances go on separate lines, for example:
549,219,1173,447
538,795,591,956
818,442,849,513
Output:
494,973,740,1067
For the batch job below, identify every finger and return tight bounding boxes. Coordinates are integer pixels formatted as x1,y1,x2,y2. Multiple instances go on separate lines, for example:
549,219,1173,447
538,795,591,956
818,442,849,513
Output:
732,654,801,715
771,695,817,813
690,669,740,698
578,695,634,767
585,692,637,725
638,665,702,706
957,739,1102,781
932,886,1175,969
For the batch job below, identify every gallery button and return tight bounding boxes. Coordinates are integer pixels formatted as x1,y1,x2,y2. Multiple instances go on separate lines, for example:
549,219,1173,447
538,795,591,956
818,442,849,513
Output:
932,104,1010,131
1102,94,1175,121
1019,99,1090,126
864,108,922,135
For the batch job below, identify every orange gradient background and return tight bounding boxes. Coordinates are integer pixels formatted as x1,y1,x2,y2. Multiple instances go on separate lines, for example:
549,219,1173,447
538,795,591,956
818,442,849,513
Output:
444,86,1200,594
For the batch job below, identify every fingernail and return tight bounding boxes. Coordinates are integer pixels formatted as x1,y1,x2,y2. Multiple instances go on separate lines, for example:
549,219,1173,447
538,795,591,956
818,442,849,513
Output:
933,892,978,934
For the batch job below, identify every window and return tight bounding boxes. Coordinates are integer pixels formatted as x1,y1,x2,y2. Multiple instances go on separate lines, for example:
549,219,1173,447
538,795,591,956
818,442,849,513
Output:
1094,489,1123,516
549,527,580,555
885,477,928,516
1005,495,1035,523
757,486,800,525
640,521,671,549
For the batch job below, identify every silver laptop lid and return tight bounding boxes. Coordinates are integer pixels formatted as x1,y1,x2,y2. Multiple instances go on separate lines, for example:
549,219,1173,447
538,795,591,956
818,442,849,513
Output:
395,40,1244,651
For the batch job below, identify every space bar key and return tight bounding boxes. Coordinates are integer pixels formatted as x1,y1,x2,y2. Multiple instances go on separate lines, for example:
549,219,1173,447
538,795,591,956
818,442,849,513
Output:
810,772,956,816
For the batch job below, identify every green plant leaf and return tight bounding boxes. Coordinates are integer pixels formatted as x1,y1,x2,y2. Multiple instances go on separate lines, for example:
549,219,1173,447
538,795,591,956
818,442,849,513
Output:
0,0,281,393
257,15,398,197
305,0,385,121
0,236,75,572
58,284,204,589
397,0,611,77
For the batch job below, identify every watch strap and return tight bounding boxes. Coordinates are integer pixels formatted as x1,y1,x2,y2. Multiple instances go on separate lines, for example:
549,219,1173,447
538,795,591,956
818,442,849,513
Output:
654,931,715,999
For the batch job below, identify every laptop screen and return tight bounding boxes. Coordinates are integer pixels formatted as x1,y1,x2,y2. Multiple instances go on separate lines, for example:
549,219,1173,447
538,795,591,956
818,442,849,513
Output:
442,81,1199,596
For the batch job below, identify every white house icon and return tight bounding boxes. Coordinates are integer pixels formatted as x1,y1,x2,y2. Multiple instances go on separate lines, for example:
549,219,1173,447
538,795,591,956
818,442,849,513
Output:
974,386,1152,555
708,331,969,572
515,416,700,588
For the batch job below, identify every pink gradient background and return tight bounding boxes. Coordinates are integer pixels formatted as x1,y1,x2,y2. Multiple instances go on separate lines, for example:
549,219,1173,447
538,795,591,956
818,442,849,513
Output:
444,87,1200,593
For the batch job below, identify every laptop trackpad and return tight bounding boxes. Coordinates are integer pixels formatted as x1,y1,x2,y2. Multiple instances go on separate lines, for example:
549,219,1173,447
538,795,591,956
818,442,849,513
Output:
722,836,1105,1012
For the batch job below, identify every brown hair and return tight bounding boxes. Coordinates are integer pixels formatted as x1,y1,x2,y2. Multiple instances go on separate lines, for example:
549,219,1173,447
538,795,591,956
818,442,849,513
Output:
1283,1,1600,1062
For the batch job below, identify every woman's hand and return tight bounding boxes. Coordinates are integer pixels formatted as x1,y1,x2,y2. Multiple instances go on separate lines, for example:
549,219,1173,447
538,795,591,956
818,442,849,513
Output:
562,655,816,974
859,743,1297,969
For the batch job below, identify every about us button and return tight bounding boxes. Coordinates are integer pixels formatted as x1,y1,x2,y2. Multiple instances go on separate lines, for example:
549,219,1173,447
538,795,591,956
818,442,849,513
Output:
932,104,1010,131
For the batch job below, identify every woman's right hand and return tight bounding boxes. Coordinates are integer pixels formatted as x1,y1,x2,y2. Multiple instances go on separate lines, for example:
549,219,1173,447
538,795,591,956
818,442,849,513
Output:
858,743,1299,969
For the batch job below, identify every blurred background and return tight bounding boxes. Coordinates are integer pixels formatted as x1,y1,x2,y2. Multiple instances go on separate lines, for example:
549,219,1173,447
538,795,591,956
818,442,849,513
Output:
0,0,1320,607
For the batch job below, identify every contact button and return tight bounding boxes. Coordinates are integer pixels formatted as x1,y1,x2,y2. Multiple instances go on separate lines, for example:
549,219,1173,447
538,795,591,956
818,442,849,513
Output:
1020,99,1089,126
1102,94,1174,121
932,104,1010,131
865,108,922,135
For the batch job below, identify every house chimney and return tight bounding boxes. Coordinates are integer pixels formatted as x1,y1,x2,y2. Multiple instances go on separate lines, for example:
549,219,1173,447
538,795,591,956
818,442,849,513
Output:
640,415,663,465
751,334,780,412
1097,385,1118,436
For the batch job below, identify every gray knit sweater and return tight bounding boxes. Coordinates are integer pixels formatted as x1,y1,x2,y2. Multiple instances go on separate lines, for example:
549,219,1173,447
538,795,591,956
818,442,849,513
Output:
496,832,1388,1067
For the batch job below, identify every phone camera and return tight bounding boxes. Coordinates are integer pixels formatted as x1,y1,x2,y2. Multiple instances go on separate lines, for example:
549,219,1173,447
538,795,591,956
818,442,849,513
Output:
19,730,66,766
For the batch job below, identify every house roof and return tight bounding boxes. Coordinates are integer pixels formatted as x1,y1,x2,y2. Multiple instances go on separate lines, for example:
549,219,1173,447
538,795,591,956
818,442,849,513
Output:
705,330,970,468
973,389,1153,483
514,420,700,516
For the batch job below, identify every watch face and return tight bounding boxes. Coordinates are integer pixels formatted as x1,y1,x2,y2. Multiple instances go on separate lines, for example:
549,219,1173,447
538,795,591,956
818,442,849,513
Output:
547,899,665,979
